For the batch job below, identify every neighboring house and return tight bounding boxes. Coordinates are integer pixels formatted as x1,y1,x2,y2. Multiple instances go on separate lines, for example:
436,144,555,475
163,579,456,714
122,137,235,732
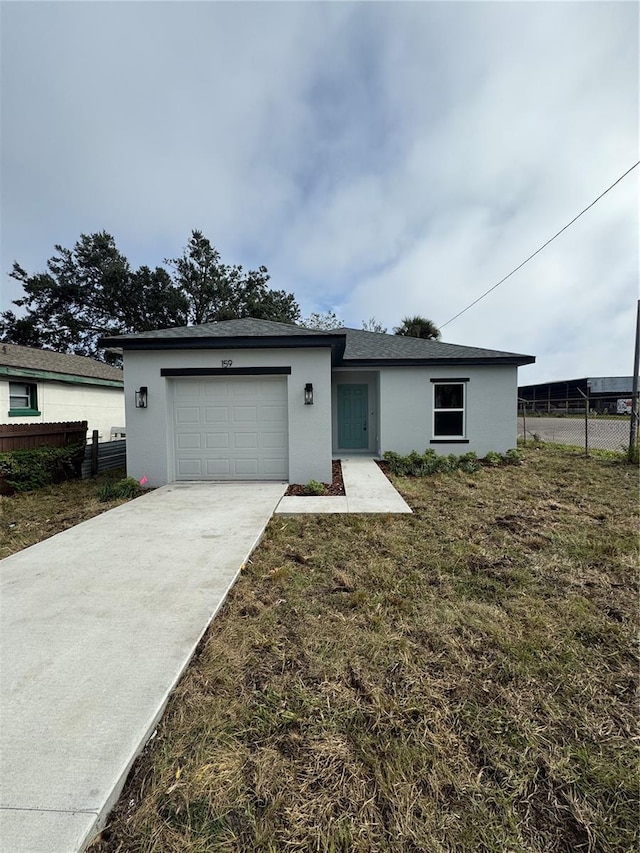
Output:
0,343,125,440
100,318,535,486
519,376,634,415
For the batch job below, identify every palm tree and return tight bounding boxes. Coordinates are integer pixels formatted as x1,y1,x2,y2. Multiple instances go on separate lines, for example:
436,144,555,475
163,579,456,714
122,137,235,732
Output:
393,315,441,340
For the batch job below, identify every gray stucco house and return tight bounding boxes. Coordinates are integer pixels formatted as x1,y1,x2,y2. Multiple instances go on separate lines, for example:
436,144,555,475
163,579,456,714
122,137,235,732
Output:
100,319,535,486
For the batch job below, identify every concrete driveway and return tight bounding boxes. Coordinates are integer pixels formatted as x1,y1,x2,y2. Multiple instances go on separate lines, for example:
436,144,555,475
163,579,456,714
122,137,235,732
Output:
0,481,286,853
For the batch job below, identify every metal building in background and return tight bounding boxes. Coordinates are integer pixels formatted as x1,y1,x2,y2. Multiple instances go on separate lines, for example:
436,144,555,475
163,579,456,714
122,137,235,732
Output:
518,376,633,415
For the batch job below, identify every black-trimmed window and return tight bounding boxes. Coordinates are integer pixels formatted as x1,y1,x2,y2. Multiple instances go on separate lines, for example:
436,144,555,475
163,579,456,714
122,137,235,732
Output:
433,382,465,438
9,381,40,416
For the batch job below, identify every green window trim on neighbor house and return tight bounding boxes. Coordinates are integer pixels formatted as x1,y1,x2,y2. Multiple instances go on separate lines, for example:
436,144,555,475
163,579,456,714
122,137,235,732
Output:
0,365,123,388
8,381,40,417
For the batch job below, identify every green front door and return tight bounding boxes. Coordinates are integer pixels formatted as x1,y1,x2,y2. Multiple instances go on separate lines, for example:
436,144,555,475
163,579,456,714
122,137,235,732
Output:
337,384,369,449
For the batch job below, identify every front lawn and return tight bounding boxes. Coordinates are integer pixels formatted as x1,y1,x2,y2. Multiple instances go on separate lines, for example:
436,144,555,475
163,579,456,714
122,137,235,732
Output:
81,449,640,851
0,469,132,559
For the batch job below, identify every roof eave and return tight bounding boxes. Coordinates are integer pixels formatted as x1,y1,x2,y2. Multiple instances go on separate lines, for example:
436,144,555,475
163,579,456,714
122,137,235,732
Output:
342,356,536,368
99,333,348,364
0,365,124,387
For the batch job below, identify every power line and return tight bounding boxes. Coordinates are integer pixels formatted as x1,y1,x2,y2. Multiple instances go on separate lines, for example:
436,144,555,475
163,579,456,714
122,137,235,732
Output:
439,161,639,329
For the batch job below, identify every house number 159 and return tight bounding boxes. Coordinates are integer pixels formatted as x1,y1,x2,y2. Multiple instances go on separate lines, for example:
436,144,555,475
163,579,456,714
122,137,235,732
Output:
221,359,233,368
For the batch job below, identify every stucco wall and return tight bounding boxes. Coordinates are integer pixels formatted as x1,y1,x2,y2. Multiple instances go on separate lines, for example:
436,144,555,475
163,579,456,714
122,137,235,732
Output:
378,364,518,456
123,347,333,486
1,379,124,441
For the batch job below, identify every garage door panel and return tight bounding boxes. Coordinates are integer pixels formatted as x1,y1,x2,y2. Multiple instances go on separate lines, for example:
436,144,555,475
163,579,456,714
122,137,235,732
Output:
177,434,202,450
204,407,229,423
230,380,262,397
262,405,287,423
173,377,288,481
233,406,258,423
261,432,286,449
234,433,258,449
176,407,200,424
235,459,259,476
175,380,201,398
205,433,229,449
263,458,287,477
206,458,231,476
177,459,203,476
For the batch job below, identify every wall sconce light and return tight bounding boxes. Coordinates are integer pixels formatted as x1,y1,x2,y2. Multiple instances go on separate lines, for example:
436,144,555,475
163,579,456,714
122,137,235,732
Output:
304,383,314,405
135,386,148,408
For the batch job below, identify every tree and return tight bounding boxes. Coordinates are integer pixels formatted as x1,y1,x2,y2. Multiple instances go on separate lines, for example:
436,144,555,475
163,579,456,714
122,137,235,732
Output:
166,230,299,326
1,230,300,361
393,315,441,340
361,316,387,333
301,310,342,330
302,312,388,332
0,232,186,361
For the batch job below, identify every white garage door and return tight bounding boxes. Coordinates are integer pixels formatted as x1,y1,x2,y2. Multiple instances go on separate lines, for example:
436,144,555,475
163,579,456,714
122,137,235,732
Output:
173,376,288,480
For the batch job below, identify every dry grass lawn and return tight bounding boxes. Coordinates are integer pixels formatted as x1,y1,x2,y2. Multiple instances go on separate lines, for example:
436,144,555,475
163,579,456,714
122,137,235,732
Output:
19,448,639,853
0,469,133,560
89,446,638,853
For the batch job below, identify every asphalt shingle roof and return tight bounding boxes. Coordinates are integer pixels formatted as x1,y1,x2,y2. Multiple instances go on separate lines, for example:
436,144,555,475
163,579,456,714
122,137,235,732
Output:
102,318,338,341
99,318,534,366
339,327,534,364
0,343,124,383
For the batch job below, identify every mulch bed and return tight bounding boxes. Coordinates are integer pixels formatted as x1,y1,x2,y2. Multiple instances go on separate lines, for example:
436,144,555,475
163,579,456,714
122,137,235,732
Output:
285,459,345,496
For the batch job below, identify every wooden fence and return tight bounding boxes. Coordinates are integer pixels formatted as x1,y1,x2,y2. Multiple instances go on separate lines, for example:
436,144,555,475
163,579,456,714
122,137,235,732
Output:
0,421,88,452
81,431,126,478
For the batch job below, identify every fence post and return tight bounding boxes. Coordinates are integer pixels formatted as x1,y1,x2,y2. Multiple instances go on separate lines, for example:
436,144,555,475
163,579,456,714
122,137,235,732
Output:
629,299,639,461
577,388,588,457
91,430,99,476
519,398,527,445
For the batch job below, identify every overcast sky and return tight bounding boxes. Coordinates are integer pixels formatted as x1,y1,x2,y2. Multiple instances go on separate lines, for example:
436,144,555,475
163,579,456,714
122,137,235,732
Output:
1,1,638,383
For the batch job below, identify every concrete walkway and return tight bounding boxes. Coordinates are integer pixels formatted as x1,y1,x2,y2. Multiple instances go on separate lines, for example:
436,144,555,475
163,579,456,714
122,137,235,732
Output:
276,456,412,514
0,481,286,853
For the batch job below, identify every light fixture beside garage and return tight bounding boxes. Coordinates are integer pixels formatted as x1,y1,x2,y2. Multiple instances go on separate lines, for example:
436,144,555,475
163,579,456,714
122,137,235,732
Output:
135,386,148,408
304,383,314,405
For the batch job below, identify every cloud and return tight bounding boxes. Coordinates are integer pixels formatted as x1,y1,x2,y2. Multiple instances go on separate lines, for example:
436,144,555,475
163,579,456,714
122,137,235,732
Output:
1,1,637,383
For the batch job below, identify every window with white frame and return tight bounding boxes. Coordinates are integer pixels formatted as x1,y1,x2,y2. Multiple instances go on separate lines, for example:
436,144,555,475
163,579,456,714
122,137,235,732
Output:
9,381,39,415
432,381,466,439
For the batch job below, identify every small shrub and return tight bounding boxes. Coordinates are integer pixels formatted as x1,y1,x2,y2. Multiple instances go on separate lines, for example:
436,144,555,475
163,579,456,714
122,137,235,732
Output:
483,451,503,467
438,454,460,473
458,451,480,473
383,451,411,477
384,449,481,477
97,477,145,502
421,449,440,473
505,448,524,465
306,479,327,496
0,443,84,492
383,448,525,477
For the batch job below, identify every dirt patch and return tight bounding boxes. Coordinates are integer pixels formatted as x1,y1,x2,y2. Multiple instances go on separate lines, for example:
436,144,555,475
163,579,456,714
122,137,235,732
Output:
285,459,345,496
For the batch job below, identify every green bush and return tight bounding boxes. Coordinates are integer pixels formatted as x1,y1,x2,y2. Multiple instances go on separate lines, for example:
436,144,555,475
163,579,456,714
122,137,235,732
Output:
382,448,473,476
483,451,503,467
306,479,327,496
505,448,524,465
97,477,146,502
383,447,518,477
0,443,84,492
458,451,480,473
382,451,411,476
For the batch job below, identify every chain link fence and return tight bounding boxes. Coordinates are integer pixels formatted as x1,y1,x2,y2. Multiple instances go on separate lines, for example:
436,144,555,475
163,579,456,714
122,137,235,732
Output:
518,393,638,456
